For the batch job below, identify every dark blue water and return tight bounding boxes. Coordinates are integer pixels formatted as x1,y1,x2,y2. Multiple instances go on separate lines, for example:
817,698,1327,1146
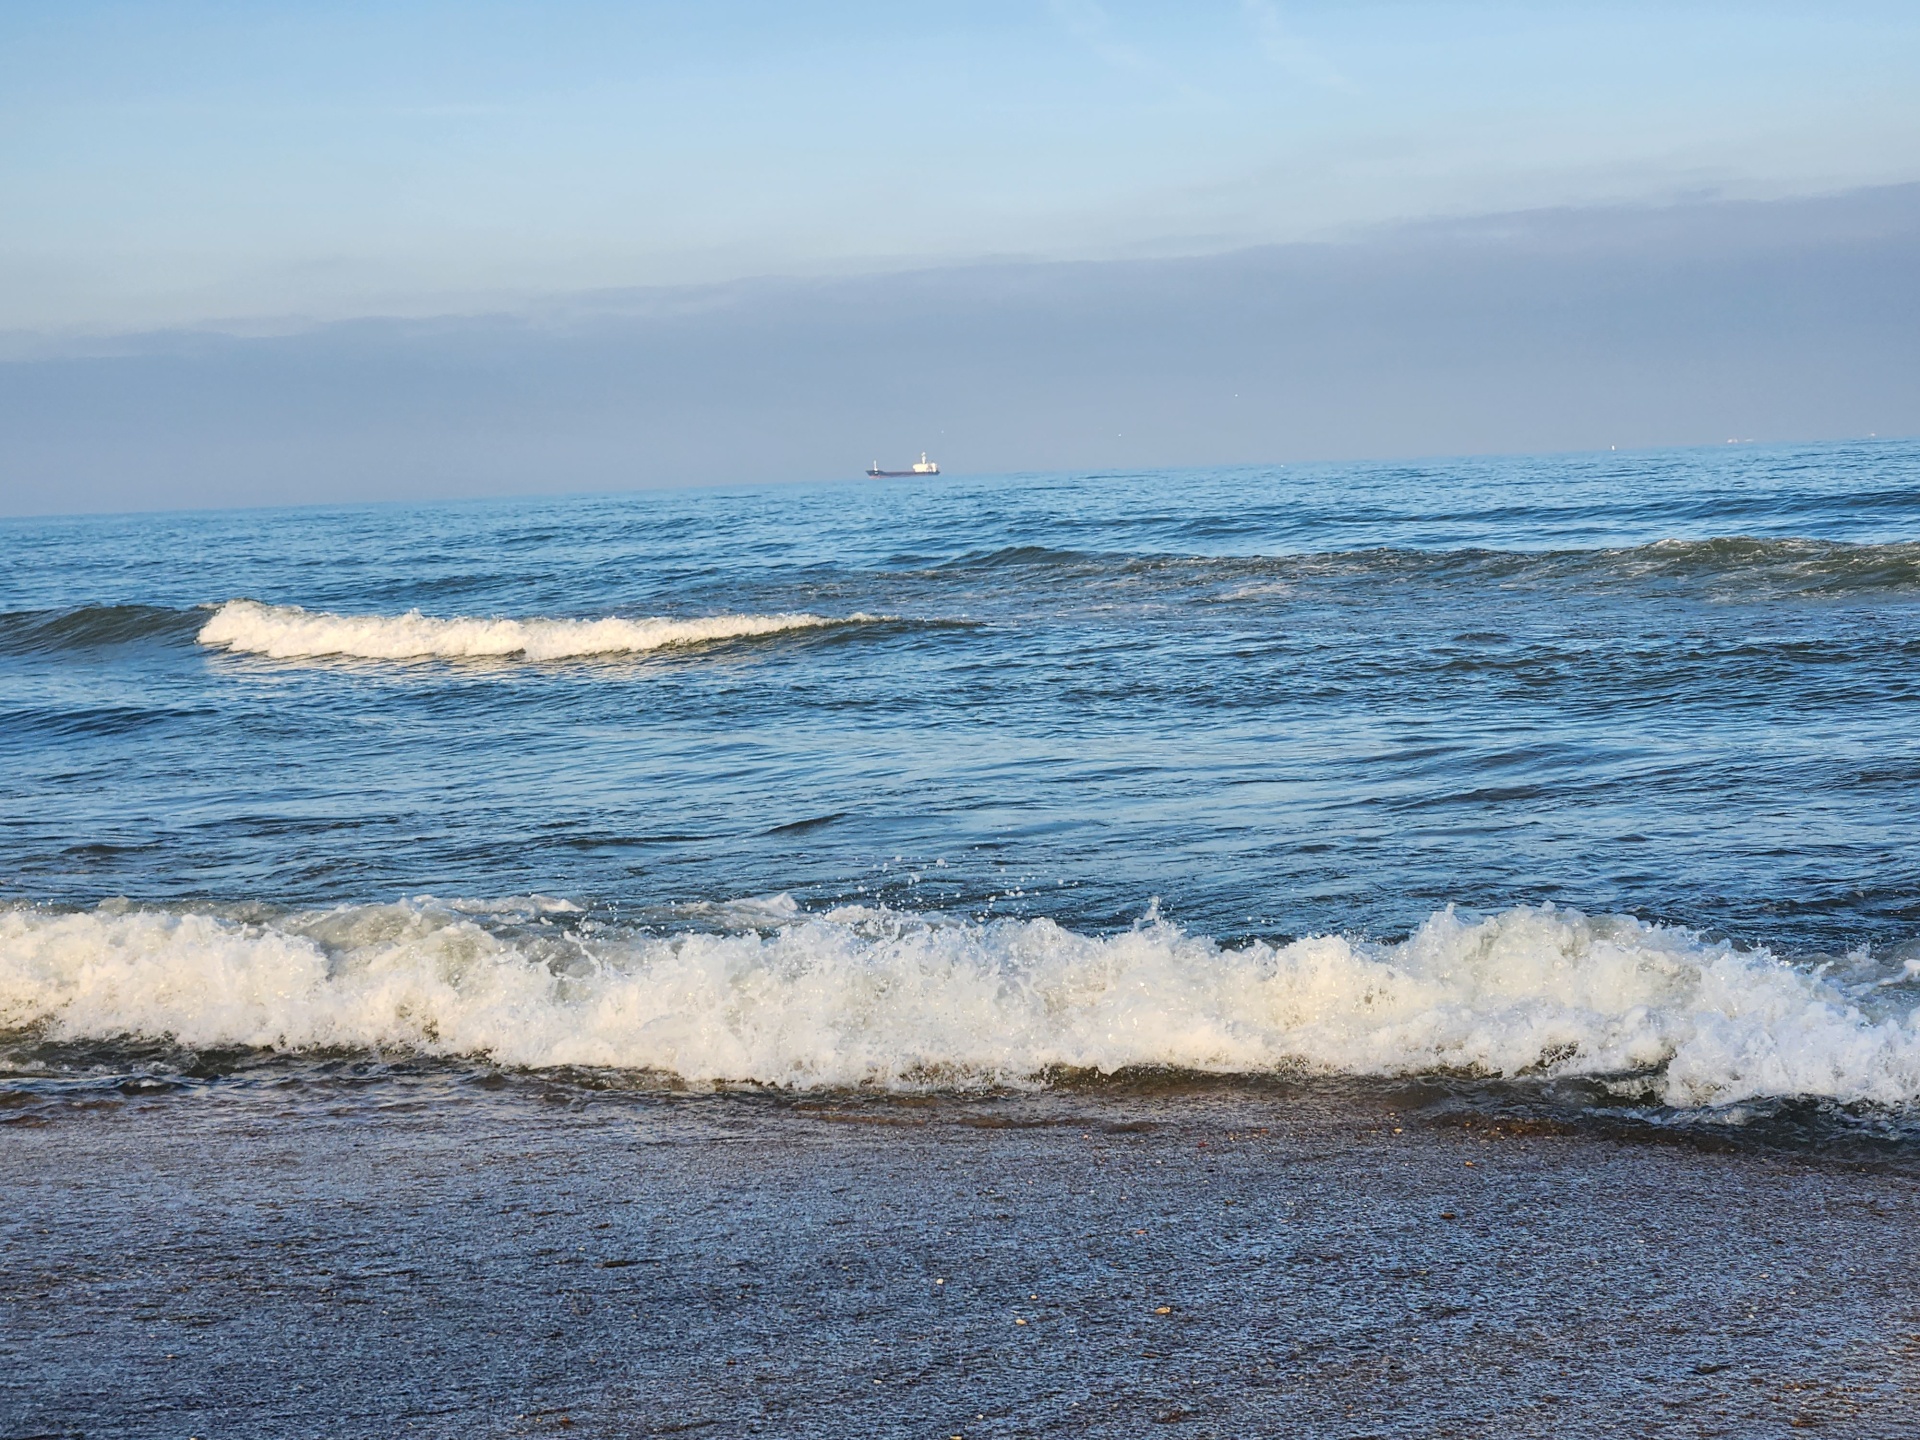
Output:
4,440,1919,1108
8,439,1918,940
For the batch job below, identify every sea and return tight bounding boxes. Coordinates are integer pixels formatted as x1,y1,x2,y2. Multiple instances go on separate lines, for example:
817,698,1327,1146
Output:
3,438,1920,1125
8,440,1920,1437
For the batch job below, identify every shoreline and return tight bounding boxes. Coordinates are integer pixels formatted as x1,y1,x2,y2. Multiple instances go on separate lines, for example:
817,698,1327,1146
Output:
5,1080,1915,1437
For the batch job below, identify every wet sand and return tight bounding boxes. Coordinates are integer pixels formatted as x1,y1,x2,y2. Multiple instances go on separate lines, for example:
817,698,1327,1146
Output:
3,1079,1917,1438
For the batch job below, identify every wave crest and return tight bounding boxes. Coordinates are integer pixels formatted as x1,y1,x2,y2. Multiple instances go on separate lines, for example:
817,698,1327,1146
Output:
927,537,1920,598
195,600,868,661
0,604,201,656
4,901,1916,1107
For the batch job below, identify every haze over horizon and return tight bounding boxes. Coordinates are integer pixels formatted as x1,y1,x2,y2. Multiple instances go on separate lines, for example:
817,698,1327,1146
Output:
3,1,1918,514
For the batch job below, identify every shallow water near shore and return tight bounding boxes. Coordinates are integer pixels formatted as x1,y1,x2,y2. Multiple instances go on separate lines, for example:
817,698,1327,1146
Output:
5,1078,1918,1439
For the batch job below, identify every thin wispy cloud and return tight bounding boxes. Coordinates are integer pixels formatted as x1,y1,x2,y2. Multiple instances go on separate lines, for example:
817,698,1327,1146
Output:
1046,0,1217,106
1240,0,1353,91
1047,0,1228,117
1047,0,1159,77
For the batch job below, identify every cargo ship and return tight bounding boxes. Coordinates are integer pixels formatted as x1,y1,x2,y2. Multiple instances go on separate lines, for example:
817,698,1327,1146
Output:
867,452,940,478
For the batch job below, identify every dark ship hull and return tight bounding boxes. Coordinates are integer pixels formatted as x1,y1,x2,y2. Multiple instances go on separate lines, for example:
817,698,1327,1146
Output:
866,452,940,478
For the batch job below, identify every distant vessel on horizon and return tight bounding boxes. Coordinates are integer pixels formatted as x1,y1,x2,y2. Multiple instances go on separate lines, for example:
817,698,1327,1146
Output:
867,452,940,478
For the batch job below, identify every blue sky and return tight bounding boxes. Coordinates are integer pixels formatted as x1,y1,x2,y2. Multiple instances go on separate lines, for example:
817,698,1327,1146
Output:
5,1,1920,330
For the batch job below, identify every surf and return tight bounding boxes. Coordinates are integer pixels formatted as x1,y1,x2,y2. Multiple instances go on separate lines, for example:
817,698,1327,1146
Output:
195,599,880,661
5,898,1916,1108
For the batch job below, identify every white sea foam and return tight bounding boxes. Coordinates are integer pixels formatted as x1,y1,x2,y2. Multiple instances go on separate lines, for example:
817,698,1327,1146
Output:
5,901,1918,1107
196,600,867,661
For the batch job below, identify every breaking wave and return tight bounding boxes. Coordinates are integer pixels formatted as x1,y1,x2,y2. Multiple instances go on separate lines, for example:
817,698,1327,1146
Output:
196,600,874,661
4,899,1917,1108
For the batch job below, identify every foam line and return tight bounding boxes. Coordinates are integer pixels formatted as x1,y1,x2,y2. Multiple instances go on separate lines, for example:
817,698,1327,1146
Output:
4,901,1917,1105
196,600,865,660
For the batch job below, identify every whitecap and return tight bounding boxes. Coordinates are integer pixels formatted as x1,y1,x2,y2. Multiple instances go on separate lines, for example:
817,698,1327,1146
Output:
3,900,1916,1106
196,599,873,661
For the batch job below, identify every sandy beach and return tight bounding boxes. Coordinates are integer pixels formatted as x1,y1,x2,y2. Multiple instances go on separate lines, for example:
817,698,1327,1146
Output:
4,1078,1915,1439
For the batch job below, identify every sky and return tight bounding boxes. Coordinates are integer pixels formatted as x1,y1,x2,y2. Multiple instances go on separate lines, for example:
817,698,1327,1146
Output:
2,2,1919,511
6,0,1920,332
